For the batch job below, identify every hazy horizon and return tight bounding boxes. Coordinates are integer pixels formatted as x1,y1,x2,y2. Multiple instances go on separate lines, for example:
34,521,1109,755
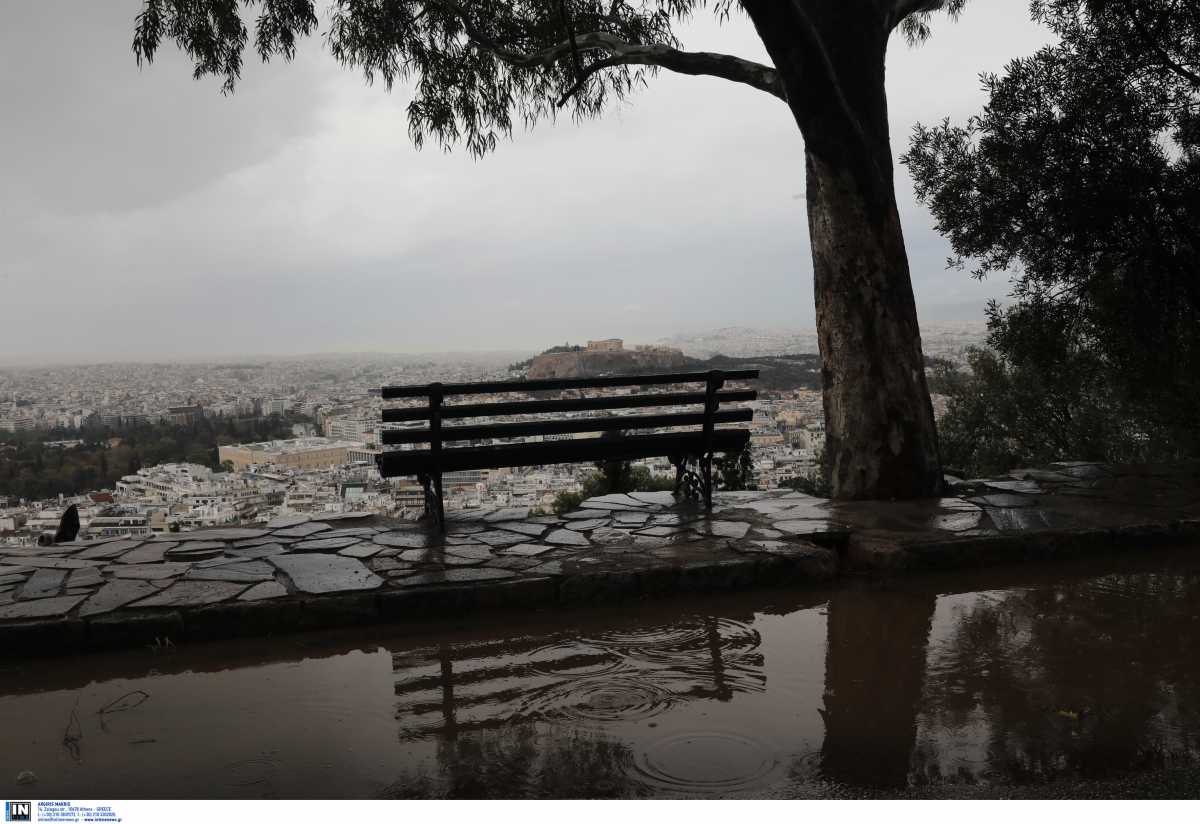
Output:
2,2,1046,363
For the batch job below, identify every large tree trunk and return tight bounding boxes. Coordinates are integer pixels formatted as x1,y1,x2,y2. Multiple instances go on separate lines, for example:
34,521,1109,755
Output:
744,0,942,499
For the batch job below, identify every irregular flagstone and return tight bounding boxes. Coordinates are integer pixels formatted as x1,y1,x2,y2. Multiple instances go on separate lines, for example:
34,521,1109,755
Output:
373,531,436,549
398,548,439,563
628,491,676,506
292,536,361,552
76,540,143,560
0,574,29,588
613,512,650,526
368,557,419,573
442,554,489,567
337,542,383,559
227,543,288,559
561,509,611,521
446,524,487,535
66,567,104,588
272,522,332,538
564,518,608,532
18,569,67,600
313,511,376,522
316,527,380,540
773,519,848,537
483,507,531,523
4,557,104,570
966,493,1038,509
194,556,246,569
0,589,15,606
583,493,652,508
0,565,35,576
501,543,555,557
180,528,271,541
705,520,752,539
471,530,529,548
588,527,636,545
494,521,548,538
485,556,543,570
79,580,158,617
266,514,311,529
973,478,1045,494
164,542,228,561
110,562,192,580
239,581,288,601
117,545,171,565
635,525,689,537
0,593,87,620
395,567,516,587
186,561,276,584
131,580,248,608
269,553,383,594
444,544,494,561
545,529,590,547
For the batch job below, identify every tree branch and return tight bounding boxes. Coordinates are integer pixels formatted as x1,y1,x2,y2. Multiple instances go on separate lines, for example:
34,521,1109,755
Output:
1117,0,1200,87
429,0,787,102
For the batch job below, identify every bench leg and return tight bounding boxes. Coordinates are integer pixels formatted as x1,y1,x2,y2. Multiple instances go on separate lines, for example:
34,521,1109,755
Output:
418,472,444,531
670,454,686,496
433,472,445,531
701,453,714,510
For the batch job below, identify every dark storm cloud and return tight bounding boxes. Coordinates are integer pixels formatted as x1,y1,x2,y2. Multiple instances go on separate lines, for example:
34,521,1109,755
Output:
0,2,1049,363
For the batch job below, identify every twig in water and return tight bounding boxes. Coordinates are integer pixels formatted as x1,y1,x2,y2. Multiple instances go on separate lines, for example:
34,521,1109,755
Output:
98,690,150,715
62,699,82,762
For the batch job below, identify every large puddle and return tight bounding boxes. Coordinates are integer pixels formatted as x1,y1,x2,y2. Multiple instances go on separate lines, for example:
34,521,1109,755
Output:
3,550,1200,798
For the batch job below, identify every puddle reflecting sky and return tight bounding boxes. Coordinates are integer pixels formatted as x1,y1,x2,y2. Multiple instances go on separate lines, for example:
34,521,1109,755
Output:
3,549,1200,798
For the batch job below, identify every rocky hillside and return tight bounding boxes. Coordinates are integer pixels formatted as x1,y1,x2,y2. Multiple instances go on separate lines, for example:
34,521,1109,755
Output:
526,348,692,379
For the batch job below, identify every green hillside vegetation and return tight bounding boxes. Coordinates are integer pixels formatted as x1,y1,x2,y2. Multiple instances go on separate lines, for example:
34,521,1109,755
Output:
0,415,304,502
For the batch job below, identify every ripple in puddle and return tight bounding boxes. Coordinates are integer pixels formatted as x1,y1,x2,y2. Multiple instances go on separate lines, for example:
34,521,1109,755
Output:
524,641,626,678
519,676,676,724
593,618,762,665
628,732,782,795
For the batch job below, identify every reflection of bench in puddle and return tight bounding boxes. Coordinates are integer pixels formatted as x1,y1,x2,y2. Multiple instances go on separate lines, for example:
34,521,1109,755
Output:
391,617,766,739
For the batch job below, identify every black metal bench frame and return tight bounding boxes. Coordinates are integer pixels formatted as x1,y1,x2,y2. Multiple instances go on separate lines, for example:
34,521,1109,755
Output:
376,369,758,529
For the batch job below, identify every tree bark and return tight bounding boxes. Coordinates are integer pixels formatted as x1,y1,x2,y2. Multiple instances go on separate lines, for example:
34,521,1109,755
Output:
744,0,943,499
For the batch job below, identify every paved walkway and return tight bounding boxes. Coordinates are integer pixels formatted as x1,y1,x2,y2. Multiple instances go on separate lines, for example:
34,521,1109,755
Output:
2,461,1197,655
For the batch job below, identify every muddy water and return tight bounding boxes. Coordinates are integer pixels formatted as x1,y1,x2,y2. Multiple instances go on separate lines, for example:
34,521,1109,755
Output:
3,549,1200,798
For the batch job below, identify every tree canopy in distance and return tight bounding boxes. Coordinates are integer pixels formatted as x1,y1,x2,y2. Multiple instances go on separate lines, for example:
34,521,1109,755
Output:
132,1,970,500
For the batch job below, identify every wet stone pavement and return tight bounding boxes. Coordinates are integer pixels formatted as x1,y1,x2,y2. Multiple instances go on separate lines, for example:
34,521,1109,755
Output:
1,461,1198,655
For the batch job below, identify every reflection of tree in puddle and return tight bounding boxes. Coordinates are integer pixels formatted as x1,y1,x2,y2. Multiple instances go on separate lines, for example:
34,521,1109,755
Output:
381,723,641,799
817,587,936,789
913,571,1200,786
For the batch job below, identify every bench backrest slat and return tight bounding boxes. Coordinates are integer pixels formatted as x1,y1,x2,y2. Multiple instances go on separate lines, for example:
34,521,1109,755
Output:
381,369,760,399
381,407,754,445
382,388,757,423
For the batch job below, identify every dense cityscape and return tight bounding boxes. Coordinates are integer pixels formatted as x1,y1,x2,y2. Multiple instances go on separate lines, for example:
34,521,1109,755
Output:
0,326,981,547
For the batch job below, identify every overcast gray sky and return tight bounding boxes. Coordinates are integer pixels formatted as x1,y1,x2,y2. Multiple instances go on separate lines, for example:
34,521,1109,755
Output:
0,2,1050,364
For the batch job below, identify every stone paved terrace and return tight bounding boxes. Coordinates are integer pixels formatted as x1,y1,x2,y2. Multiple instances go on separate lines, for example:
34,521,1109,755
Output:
2,461,1198,656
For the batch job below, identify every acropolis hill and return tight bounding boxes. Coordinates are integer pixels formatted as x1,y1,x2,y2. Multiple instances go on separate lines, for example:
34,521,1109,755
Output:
525,339,691,380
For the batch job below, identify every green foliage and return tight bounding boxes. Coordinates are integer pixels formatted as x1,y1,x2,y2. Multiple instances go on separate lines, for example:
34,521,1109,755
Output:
0,415,302,501
134,0,691,156
779,448,831,497
904,0,1200,470
715,445,755,491
936,347,1159,476
551,463,673,513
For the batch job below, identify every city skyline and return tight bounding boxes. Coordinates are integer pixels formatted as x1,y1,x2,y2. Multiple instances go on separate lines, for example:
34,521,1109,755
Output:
3,2,1046,363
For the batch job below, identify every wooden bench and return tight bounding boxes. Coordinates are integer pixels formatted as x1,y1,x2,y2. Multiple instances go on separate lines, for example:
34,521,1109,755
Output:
376,369,759,528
